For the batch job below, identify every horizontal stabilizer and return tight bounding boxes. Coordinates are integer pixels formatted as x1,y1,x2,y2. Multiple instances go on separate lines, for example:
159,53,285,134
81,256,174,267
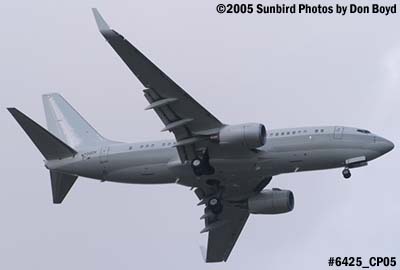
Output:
50,170,78,204
7,108,77,160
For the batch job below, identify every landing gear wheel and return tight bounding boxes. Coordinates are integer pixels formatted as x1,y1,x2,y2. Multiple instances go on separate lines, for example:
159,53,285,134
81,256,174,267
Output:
191,158,204,176
342,168,351,179
209,198,219,207
192,159,202,168
191,149,215,176
207,197,223,214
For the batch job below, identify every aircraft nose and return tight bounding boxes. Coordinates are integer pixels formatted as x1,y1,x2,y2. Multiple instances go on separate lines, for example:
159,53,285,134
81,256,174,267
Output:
377,137,395,155
384,139,395,153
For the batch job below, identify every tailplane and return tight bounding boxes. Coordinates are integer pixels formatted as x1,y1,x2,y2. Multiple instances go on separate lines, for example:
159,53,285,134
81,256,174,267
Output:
50,170,78,204
7,108,77,160
9,93,112,204
42,93,110,149
8,108,80,204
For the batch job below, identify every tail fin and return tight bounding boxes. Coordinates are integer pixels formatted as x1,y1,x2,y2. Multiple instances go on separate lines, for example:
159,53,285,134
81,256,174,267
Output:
50,170,78,204
7,108,77,160
42,93,108,149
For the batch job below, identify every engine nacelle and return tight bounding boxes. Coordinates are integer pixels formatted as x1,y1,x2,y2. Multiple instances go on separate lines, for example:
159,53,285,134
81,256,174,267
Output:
217,123,266,149
248,189,294,214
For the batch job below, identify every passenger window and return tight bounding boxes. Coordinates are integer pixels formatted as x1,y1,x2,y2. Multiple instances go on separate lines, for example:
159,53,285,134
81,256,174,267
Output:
129,146,133,150
140,145,143,148
275,133,279,136
292,131,296,135
315,129,319,133
281,132,284,135
145,144,149,148
320,129,324,132
286,132,290,135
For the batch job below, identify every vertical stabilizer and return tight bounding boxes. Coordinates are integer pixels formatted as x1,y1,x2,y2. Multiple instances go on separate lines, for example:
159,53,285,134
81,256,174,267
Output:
42,93,108,149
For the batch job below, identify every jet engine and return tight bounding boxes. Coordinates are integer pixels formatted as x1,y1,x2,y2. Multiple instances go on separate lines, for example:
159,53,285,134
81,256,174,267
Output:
216,123,266,149
248,189,294,214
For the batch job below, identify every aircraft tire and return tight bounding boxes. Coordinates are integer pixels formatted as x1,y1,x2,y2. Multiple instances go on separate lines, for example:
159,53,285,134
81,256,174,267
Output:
342,168,351,179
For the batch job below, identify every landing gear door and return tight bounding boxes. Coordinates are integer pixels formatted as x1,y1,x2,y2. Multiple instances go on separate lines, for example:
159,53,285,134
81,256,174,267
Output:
333,126,344,139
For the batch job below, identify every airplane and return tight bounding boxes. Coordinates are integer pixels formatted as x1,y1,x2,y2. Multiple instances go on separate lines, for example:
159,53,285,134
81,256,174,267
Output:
7,8,394,263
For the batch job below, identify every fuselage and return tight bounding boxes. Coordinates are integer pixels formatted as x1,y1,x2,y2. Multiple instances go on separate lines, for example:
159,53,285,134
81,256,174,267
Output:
46,125,394,191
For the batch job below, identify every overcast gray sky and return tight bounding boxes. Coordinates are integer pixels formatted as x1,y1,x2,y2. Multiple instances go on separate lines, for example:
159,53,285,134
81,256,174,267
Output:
1,0,399,269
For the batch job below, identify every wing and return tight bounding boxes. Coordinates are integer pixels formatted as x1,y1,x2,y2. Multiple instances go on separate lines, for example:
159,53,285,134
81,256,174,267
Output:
200,203,249,262
196,176,272,262
92,9,223,162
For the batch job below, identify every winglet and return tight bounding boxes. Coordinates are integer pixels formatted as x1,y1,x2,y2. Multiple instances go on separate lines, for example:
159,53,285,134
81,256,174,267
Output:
92,8,111,32
199,245,207,262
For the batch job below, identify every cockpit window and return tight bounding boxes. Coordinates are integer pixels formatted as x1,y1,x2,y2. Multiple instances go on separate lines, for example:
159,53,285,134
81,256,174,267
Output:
357,129,371,134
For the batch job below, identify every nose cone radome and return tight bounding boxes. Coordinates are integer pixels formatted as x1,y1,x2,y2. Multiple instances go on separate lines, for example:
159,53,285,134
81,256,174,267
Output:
378,137,395,155
383,139,395,153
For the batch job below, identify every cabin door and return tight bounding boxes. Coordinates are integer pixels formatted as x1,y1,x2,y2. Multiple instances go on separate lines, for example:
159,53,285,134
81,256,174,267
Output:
333,126,344,139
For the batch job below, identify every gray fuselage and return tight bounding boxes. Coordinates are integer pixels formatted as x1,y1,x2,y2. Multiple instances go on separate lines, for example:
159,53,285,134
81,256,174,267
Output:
46,125,394,196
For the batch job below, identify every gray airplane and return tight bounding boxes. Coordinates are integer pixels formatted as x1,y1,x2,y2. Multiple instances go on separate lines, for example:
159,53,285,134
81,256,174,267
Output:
7,9,394,263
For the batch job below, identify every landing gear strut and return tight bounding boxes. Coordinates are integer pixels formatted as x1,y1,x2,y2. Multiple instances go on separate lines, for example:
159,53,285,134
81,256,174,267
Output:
191,148,215,176
342,168,351,179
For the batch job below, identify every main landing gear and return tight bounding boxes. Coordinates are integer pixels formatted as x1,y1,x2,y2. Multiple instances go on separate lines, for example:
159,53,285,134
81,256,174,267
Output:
195,181,224,216
205,180,223,214
191,148,215,176
207,196,223,214
342,168,351,179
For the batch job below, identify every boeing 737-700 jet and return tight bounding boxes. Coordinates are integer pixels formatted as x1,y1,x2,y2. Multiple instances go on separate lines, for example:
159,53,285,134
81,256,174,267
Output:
7,9,394,262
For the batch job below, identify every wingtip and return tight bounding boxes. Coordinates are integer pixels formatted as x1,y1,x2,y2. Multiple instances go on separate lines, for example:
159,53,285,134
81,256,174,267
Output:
92,8,111,32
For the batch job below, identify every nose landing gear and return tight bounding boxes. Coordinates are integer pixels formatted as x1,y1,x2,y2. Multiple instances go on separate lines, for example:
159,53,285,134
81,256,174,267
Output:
342,168,351,179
